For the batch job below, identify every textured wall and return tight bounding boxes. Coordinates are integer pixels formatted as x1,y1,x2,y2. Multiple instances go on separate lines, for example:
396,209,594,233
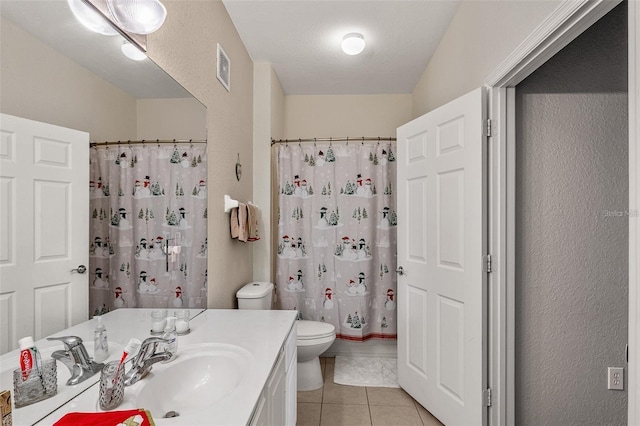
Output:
0,17,137,141
284,94,412,139
147,0,254,308
136,98,206,141
412,0,561,116
515,4,628,424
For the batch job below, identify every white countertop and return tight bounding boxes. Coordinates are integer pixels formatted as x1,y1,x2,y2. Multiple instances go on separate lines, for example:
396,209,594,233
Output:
0,309,297,425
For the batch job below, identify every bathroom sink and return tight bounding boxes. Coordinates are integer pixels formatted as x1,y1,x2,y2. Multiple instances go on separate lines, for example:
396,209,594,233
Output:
132,343,254,419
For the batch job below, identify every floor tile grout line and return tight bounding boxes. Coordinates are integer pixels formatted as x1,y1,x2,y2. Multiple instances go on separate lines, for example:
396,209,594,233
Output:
366,386,374,426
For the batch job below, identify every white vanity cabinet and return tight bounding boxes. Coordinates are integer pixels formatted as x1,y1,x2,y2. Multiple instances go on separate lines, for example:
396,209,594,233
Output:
251,322,297,426
284,322,297,425
5,309,297,425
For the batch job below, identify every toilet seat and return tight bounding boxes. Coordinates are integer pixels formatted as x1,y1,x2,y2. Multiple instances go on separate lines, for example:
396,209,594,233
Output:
297,320,335,340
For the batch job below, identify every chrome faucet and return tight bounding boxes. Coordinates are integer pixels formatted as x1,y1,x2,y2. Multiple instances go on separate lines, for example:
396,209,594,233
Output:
124,336,173,386
47,336,104,386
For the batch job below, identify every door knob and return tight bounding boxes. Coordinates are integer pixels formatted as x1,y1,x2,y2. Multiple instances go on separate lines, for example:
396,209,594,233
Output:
71,265,87,274
396,266,407,276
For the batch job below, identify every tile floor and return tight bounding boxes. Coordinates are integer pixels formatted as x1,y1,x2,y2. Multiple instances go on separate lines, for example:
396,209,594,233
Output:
297,357,444,426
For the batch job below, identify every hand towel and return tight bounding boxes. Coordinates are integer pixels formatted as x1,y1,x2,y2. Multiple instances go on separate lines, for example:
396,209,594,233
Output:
230,206,240,239
54,409,155,426
247,203,261,241
237,202,248,242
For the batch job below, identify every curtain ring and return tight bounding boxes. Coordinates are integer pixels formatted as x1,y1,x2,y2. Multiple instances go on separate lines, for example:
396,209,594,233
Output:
298,138,302,148
361,136,365,145
314,137,317,148
190,139,193,149
157,139,160,148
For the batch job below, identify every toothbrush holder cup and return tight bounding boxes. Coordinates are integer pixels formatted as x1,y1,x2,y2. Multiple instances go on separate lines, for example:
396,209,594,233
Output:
98,360,125,411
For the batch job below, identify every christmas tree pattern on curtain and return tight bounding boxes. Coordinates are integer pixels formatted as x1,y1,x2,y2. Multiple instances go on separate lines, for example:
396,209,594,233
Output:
276,142,397,341
89,144,208,315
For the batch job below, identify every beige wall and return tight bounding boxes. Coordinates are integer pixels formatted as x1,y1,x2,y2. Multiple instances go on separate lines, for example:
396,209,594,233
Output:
148,0,254,308
412,0,562,116
270,69,286,142
136,98,207,141
252,63,285,282
285,94,412,138
0,17,137,141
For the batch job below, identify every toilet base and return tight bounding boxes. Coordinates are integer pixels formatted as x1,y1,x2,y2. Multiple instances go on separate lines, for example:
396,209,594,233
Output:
297,357,323,391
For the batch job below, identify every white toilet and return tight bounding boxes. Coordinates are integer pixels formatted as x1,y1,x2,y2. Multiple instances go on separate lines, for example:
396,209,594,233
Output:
237,282,336,391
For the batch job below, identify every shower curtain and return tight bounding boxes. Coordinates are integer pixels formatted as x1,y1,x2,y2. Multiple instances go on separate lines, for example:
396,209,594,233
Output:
276,141,397,341
89,143,208,315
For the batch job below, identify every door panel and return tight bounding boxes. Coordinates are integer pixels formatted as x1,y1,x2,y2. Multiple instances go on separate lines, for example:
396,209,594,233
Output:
0,114,89,353
407,285,428,375
407,176,428,261
397,88,487,426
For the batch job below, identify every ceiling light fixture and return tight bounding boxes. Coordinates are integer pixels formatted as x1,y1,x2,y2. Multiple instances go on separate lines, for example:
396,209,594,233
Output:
121,41,147,61
67,0,119,36
107,0,167,35
68,0,167,36
341,33,365,56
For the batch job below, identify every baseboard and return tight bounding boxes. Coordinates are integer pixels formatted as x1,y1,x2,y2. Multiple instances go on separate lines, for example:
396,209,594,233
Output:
323,339,397,358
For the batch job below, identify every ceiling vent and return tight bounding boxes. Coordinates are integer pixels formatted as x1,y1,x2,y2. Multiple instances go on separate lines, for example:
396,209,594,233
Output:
217,43,230,92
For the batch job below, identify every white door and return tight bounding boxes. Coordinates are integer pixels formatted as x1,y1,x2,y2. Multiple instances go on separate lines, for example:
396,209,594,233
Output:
0,114,89,354
396,88,487,425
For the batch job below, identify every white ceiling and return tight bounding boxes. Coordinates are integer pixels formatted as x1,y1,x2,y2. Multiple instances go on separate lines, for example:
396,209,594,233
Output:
222,0,461,95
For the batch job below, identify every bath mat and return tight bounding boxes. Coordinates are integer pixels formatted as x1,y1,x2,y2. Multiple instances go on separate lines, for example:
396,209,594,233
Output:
333,356,399,388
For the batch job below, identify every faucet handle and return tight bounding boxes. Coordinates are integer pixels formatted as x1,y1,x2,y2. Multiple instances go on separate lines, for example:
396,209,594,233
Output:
47,335,83,350
140,336,171,346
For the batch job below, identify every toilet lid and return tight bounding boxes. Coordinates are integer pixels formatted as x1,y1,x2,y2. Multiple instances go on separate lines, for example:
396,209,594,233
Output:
297,320,335,340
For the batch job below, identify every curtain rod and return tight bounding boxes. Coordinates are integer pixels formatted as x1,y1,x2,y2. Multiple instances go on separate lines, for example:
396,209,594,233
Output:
271,137,396,146
90,139,207,147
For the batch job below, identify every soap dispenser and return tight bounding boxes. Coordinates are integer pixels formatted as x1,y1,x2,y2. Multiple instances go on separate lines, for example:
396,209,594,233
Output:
161,316,177,363
93,315,109,363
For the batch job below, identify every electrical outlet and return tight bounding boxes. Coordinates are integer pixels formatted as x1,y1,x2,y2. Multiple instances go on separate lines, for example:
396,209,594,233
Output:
608,367,624,390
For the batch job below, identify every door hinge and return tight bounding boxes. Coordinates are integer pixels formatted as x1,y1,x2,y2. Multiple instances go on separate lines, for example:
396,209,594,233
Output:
483,388,492,407
482,254,492,273
484,119,492,137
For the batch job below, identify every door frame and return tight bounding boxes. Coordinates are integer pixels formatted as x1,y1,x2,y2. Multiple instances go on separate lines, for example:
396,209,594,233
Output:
483,0,638,425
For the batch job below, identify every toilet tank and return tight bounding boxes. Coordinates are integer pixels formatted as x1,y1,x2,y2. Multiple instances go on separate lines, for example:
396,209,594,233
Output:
236,282,274,310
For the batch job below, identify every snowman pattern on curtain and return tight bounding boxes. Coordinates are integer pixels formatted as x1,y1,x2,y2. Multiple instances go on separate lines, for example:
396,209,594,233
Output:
89,144,208,315
276,142,397,341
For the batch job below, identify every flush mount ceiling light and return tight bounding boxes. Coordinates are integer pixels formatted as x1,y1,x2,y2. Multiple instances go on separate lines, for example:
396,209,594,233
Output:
121,41,147,61
69,0,167,35
67,0,119,36
341,33,365,56
107,0,167,35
